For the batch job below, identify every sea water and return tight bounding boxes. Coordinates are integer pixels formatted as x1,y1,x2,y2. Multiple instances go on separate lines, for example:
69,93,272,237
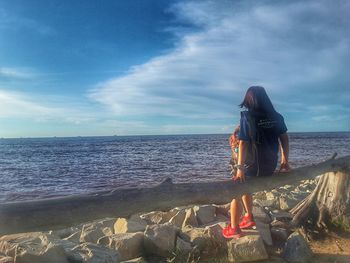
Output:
0,132,349,203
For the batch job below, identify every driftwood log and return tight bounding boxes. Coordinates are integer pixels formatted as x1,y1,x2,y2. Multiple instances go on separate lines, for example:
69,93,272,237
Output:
291,167,350,229
0,155,349,235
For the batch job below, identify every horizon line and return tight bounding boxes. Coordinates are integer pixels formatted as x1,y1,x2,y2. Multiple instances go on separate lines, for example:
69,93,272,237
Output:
1,131,349,140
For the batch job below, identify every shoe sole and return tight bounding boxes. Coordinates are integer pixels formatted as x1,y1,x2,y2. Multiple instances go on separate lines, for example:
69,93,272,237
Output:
239,222,257,229
222,233,243,239
221,225,244,239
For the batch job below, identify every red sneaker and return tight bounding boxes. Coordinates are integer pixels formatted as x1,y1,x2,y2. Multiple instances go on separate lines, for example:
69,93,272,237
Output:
239,214,256,229
222,224,243,239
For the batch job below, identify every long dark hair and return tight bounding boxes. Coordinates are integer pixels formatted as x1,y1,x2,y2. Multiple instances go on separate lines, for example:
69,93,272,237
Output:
239,86,276,115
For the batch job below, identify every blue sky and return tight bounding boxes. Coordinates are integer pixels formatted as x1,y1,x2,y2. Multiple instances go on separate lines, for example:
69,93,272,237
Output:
0,0,349,137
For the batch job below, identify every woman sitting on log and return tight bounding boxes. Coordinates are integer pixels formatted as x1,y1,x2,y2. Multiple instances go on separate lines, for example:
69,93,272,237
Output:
223,86,291,239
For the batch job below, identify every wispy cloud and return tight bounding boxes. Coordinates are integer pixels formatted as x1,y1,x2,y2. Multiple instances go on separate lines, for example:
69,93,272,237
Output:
0,90,96,124
89,0,350,132
0,67,36,80
0,8,54,35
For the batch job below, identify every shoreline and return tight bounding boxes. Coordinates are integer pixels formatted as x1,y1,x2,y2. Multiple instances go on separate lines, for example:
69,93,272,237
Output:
1,167,349,262
1,155,349,236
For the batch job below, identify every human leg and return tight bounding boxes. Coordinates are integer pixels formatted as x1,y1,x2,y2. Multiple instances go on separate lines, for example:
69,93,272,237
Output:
230,198,242,227
240,193,256,229
241,193,253,217
223,198,243,238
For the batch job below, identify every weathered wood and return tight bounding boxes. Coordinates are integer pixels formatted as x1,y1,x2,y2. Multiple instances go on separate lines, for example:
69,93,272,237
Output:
291,168,350,229
0,155,349,235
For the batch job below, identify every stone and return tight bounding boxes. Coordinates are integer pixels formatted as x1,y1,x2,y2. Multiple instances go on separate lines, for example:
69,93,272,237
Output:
0,232,69,263
271,227,289,243
256,221,272,246
290,190,309,200
282,185,294,190
215,203,230,217
227,235,268,263
215,213,230,224
271,219,291,229
120,257,148,263
114,218,147,234
193,205,216,225
264,256,288,262
269,210,293,221
252,206,271,224
266,190,281,200
0,256,13,263
204,223,226,244
279,195,300,211
80,219,115,243
98,232,144,261
63,231,81,244
49,226,80,239
176,237,192,254
140,210,177,225
181,226,224,258
168,209,186,228
252,191,267,201
282,232,313,263
69,242,120,263
254,199,280,210
182,208,198,229
144,223,177,257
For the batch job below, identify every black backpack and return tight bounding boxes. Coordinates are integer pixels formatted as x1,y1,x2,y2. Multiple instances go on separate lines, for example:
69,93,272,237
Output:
241,111,260,176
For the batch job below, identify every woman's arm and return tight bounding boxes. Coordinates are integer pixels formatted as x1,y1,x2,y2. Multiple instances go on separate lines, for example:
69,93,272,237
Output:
279,133,291,172
235,140,247,182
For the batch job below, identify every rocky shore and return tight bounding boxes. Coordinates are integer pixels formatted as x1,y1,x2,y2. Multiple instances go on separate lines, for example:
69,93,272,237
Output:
0,178,321,263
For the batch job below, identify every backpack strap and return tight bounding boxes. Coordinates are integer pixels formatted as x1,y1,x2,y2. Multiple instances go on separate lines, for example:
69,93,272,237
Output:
242,111,260,176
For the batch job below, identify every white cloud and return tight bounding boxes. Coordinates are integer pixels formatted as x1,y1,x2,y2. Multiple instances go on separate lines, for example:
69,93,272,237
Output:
0,90,96,124
0,67,35,80
0,8,54,35
89,0,350,131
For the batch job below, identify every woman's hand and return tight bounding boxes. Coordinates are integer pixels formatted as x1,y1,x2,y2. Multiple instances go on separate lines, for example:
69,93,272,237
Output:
233,168,246,183
278,162,291,173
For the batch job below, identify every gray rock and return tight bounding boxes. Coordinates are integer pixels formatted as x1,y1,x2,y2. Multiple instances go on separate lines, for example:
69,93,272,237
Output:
215,213,230,224
0,232,69,263
256,221,273,246
182,208,198,229
204,223,226,244
282,232,313,263
114,218,147,234
181,226,224,258
227,235,268,262
252,206,271,224
80,220,114,243
49,226,80,239
269,210,293,221
252,191,267,201
98,232,144,261
63,231,81,244
0,255,13,263
0,254,14,263
266,190,281,200
271,227,289,242
120,257,148,263
144,223,177,257
254,199,280,210
70,242,120,263
279,195,300,211
261,256,288,262
176,237,192,254
139,210,177,225
168,209,186,228
215,203,230,217
193,205,216,225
